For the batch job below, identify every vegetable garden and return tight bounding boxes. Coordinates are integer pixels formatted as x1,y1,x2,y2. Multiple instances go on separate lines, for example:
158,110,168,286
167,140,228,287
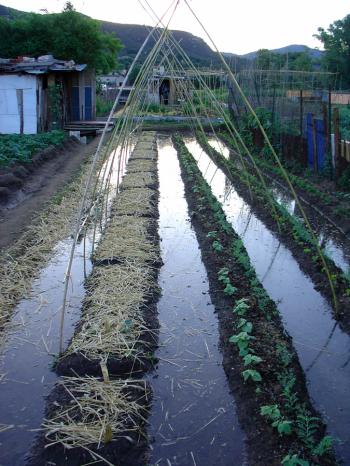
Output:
0,2,350,465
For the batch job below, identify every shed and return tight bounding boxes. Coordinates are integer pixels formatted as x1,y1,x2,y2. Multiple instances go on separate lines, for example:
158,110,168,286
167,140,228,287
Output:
147,66,191,106
0,55,96,134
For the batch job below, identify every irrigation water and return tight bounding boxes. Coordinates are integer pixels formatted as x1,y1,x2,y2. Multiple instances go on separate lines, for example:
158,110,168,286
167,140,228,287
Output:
0,145,129,465
208,139,350,275
146,136,246,466
185,138,350,463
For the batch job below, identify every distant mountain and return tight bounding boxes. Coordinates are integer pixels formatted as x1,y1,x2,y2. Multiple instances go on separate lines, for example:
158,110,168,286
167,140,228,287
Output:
0,4,322,70
242,44,323,60
101,22,220,68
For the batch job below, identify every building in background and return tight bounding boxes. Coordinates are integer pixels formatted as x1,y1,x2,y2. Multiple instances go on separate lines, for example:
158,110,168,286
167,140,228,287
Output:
0,55,96,134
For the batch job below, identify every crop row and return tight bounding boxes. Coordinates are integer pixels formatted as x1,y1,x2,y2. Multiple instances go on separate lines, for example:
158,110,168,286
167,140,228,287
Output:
196,132,350,334
173,134,335,466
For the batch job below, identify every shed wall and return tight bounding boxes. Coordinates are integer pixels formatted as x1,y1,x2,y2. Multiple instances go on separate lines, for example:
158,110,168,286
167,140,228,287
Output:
0,74,38,134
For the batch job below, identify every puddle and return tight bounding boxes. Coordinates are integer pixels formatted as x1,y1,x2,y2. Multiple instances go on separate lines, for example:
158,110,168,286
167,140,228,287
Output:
186,138,350,463
208,138,350,274
0,238,92,465
0,146,130,465
146,137,246,466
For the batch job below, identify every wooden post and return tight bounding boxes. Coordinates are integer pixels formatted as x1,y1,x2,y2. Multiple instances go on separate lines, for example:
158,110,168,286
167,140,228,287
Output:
299,89,303,138
333,107,340,180
323,103,328,151
312,115,318,173
16,89,24,134
328,85,332,151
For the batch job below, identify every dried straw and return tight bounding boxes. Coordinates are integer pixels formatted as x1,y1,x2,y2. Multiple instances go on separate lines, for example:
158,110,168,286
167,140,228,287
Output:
0,155,99,334
93,216,159,265
42,376,148,451
64,264,157,362
127,159,157,173
111,188,157,217
121,171,158,190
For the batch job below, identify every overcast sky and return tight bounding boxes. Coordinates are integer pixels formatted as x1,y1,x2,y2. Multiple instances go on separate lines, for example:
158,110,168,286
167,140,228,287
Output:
2,0,349,54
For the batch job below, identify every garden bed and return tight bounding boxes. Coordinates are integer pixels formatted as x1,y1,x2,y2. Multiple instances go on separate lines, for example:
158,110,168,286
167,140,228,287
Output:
174,134,335,465
28,377,151,466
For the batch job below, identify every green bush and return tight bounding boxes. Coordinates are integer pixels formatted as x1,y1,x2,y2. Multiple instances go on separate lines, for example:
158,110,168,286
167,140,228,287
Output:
0,130,66,167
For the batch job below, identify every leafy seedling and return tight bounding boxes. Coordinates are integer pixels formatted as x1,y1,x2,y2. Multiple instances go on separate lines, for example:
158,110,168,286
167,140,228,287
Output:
242,369,262,383
233,298,250,316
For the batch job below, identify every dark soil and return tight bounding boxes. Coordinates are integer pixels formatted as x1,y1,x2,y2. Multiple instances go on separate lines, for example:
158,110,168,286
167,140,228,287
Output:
27,382,151,466
175,139,335,465
0,137,101,250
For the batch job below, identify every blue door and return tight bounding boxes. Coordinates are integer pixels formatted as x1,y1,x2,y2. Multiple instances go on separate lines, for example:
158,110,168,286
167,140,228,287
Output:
72,86,80,121
306,113,325,171
85,87,92,120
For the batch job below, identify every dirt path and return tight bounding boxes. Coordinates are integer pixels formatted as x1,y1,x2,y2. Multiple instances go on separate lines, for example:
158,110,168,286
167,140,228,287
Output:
0,137,100,250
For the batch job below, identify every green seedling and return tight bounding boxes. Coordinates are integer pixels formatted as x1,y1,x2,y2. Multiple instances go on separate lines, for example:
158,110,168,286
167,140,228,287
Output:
237,318,253,334
312,436,333,456
233,298,250,316
218,267,230,285
242,369,262,383
243,354,262,366
223,283,237,296
282,454,309,466
229,331,254,356
261,404,292,435
207,231,217,239
212,240,224,253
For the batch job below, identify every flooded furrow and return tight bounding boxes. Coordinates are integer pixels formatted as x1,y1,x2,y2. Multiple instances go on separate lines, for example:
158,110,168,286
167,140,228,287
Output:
146,136,246,466
186,138,350,463
208,138,350,274
0,146,129,465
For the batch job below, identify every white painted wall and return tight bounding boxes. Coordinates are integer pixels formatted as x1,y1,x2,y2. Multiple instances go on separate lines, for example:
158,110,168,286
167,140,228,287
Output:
0,74,38,134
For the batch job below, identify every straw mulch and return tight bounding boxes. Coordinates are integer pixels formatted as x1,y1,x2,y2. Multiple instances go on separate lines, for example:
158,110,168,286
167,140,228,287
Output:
41,376,149,459
93,216,159,265
64,264,157,363
111,188,157,218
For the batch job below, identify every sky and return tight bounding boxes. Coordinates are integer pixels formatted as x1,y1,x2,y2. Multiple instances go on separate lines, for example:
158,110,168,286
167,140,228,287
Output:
2,0,349,54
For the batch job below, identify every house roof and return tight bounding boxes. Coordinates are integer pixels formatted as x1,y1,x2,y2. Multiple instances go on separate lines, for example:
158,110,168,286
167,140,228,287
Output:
0,55,87,74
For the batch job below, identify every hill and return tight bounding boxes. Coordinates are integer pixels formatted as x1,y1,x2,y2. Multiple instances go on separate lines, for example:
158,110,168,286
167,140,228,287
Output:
101,21,219,68
242,44,323,60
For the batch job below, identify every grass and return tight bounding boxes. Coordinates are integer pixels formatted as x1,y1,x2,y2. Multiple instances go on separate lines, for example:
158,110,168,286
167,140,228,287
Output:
0,131,66,167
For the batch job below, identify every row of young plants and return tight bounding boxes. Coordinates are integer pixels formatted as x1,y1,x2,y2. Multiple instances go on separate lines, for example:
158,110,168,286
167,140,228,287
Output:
29,132,161,466
196,132,350,333
173,134,335,466
0,130,66,167
219,131,350,222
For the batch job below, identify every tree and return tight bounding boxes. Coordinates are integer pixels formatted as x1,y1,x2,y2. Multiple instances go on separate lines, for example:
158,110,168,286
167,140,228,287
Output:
0,2,122,74
290,52,313,72
315,14,350,87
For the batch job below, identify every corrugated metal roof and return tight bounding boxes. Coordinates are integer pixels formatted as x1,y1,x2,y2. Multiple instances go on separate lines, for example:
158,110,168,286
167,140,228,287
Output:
0,55,87,74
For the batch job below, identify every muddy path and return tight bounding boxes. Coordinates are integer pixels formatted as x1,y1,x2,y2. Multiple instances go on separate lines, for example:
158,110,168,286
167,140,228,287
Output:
0,136,101,250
